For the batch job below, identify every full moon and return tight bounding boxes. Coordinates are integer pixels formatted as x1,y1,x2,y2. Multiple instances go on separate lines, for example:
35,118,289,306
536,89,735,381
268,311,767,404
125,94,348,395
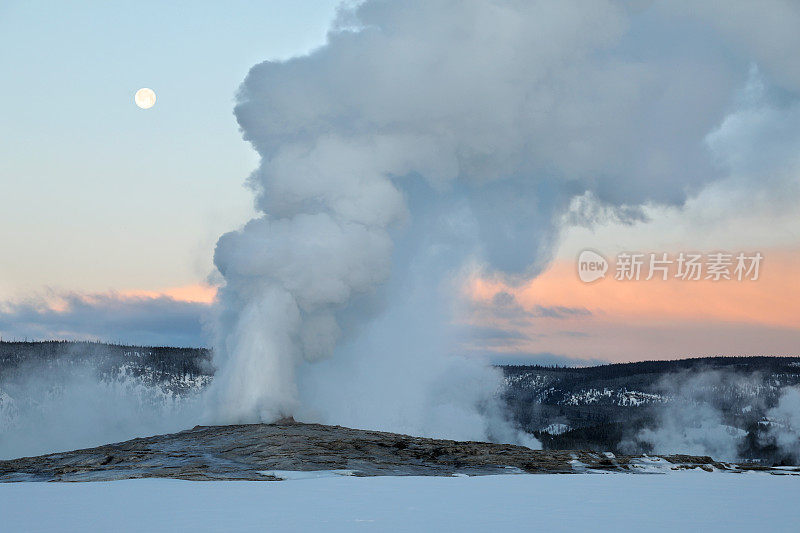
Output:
134,88,156,109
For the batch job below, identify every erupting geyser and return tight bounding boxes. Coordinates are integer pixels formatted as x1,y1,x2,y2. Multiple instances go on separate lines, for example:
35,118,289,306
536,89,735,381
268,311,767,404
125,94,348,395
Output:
205,0,733,444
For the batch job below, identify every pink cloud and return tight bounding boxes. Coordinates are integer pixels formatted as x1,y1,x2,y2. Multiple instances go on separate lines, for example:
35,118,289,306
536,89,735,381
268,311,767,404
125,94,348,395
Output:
463,247,800,363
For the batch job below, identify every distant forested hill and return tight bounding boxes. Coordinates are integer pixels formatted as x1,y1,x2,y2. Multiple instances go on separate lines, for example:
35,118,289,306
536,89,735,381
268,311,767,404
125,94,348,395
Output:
0,341,212,394
501,356,800,462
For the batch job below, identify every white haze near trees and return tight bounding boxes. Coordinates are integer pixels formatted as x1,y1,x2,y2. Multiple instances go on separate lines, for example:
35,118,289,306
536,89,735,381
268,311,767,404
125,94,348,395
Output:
619,371,800,462
205,0,800,445
0,365,202,459
624,371,754,462
763,386,800,459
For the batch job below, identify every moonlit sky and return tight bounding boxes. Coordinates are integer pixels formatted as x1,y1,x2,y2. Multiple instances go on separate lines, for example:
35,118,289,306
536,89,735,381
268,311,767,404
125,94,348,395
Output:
1,1,799,363
0,0,339,298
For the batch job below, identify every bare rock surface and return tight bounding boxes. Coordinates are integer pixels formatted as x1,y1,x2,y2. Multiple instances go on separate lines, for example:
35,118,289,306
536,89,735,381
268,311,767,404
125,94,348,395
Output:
1,420,796,482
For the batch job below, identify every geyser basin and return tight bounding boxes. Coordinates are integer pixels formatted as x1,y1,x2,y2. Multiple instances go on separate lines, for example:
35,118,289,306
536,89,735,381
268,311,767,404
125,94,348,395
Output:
2,419,793,482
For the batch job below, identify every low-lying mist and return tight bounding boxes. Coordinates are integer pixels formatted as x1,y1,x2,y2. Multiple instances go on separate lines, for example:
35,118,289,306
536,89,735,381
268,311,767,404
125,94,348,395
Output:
0,361,202,460
621,370,800,463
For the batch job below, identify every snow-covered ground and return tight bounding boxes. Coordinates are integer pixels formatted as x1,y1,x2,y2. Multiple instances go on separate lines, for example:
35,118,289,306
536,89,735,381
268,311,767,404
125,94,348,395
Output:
2,472,799,532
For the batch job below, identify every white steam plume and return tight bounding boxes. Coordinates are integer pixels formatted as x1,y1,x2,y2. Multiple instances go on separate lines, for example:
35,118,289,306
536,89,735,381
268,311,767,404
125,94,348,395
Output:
762,387,800,461
622,371,752,462
206,0,790,443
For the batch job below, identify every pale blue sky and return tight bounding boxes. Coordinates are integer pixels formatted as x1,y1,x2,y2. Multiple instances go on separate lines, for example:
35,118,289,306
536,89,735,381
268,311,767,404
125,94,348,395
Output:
0,0,340,298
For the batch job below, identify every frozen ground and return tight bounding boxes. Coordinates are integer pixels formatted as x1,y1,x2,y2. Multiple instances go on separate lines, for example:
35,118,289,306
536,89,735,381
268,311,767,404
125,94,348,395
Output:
2,472,799,532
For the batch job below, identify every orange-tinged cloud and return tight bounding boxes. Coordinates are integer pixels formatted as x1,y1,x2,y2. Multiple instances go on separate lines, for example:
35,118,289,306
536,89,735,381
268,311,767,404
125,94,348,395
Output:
470,248,800,329
465,247,800,362
120,284,218,304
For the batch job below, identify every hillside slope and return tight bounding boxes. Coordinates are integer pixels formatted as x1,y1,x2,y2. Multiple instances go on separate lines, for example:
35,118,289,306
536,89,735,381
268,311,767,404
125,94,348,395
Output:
2,419,792,482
